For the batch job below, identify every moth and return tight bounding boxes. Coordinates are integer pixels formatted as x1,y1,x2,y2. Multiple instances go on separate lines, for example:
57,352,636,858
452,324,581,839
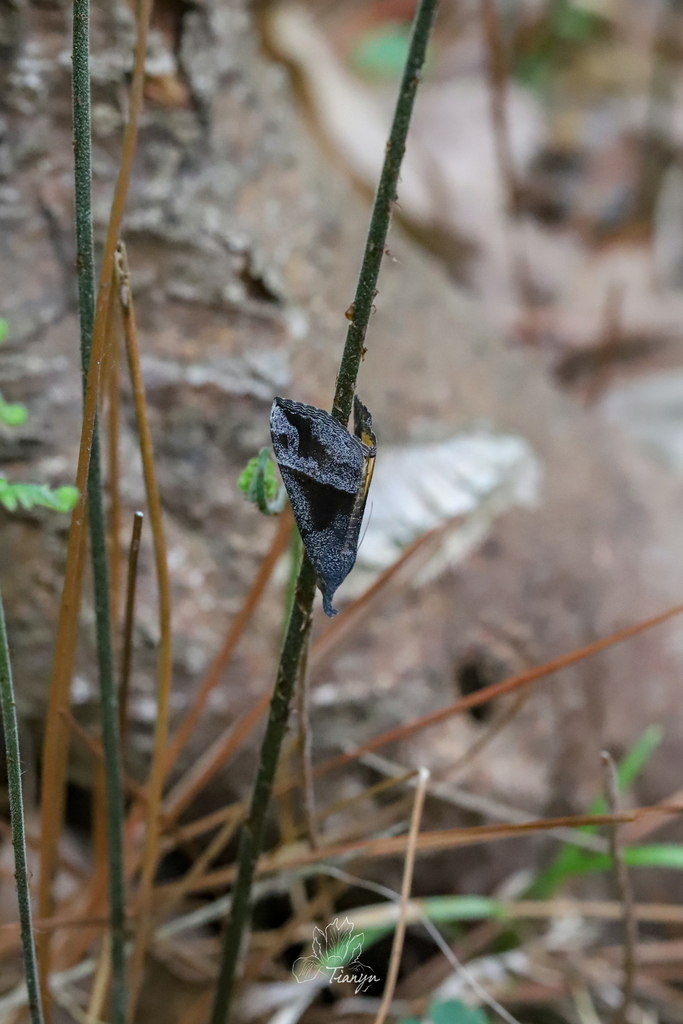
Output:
270,395,376,617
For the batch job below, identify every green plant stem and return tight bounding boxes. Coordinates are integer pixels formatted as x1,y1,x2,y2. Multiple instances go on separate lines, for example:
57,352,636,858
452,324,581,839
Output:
0,585,44,1024
209,2,439,1020
210,558,317,1024
72,1,126,1020
332,0,438,428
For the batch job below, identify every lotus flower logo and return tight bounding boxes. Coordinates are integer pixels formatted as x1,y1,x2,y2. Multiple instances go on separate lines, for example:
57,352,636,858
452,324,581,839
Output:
292,917,379,993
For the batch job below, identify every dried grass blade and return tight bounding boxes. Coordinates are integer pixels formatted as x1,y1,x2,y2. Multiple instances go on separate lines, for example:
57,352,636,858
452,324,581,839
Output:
374,767,429,1024
116,244,173,1019
104,292,122,623
38,519,87,999
168,805,683,895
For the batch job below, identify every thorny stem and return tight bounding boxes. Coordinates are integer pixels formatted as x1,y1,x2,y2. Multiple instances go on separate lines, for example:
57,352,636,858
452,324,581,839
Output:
0,583,44,1024
72,2,126,1019
209,1,439,1020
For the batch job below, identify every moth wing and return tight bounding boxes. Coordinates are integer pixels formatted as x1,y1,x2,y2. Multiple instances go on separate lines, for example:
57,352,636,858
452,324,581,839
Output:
270,397,376,617
270,398,365,493
278,465,357,616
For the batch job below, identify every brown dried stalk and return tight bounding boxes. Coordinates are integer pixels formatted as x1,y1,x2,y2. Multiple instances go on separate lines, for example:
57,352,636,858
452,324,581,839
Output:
167,804,683,896
115,243,173,1019
104,290,122,622
374,767,429,1024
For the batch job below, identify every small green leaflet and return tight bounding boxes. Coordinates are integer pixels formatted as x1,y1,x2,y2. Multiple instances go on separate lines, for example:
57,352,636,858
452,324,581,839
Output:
0,395,28,427
238,447,286,515
0,478,79,514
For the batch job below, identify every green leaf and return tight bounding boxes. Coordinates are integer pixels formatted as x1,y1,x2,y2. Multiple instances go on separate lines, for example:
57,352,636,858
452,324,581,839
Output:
238,449,286,515
0,401,28,427
345,896,504,959
398,1019,421,1024
430,1000,488,1024
562,844,683,878
52,486,80,512
0,319,7,345
0,478,79,514
415,895,502,922
237,457,258,495
238,453,279,502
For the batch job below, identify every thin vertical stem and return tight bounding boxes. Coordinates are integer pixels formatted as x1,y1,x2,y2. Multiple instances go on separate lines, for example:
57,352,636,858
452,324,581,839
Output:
281,525,302,646
87,425,127,1024
601,751,637,1024
373,767,429,1024
116,245,173,1021
0,582,44,1024
38,520,86,1009
38,0,153,1009
105,296,123,626
331,0,438,428
209,559,317,1024
119,511,144,743
296,618,317,850
209,2,439,1021
87,931,112,1024
72,0,126,1010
